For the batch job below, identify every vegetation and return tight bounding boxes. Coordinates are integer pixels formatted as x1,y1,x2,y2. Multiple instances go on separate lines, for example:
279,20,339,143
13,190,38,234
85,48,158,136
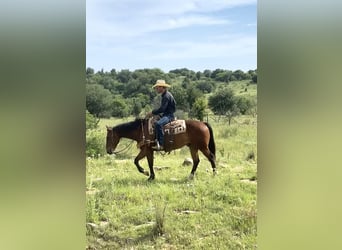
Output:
86,67,257,119
86,115,257,249
86,67,257,249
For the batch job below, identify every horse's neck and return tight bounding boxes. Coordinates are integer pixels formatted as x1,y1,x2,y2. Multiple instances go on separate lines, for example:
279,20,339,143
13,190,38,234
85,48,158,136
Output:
119,131,140,141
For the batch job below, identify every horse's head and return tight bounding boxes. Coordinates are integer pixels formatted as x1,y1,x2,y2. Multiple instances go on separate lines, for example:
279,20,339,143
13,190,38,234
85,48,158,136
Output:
106,126,120,154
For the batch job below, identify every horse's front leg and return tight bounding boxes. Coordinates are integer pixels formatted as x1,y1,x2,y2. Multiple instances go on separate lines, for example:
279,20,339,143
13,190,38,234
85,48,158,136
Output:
134,148,149,176
146,148,155,181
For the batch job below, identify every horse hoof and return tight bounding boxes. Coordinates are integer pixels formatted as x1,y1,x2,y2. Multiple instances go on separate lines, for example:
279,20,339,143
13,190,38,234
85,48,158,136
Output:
144,170,149,176
147,176,155,181
188,173,194,180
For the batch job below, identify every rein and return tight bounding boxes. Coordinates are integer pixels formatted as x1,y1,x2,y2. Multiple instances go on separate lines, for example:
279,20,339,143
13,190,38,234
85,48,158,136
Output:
112,140,134,155
111,119,146,155
141,119,146,142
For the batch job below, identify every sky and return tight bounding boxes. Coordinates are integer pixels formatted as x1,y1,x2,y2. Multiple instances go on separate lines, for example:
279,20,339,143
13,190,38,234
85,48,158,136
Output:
86,0,257,73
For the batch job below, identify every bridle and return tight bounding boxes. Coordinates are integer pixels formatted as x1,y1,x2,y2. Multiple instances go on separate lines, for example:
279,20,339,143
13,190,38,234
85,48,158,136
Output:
108,119,148,155
108,130,134,155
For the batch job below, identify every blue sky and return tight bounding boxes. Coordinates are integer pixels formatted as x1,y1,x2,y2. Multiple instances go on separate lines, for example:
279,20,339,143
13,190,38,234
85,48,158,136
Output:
87,0,257,73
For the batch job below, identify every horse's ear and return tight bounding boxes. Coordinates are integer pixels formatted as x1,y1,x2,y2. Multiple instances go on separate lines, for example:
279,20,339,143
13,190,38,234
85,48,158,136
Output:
106,125,112,130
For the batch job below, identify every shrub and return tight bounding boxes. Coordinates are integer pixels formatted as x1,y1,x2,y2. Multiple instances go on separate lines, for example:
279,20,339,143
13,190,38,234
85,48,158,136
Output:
86,110,99,130
86,129,106,157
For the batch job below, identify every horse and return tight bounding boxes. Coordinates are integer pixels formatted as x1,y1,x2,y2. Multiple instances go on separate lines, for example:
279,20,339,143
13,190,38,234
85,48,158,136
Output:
106,118,216,181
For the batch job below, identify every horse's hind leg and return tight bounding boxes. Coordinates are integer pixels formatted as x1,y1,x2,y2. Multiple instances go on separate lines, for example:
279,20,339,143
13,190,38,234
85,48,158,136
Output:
200,147,216,175
134,148,149,176
189,147,200,179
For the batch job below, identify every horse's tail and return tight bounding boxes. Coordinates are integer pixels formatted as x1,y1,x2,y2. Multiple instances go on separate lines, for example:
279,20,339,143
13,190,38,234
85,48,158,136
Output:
204,122,216,157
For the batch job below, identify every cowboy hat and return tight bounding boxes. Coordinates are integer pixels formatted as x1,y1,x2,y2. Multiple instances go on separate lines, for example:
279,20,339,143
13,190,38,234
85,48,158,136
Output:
152,79,171,88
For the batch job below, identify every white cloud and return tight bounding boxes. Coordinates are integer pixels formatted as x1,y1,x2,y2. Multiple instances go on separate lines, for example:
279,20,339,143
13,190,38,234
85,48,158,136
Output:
87,0,255,39
86,0,257,71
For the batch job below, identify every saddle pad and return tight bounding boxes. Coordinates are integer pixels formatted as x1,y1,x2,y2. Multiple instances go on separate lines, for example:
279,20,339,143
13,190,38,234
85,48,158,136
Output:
148,117,157,135
148,118,186,135
163,120,186,135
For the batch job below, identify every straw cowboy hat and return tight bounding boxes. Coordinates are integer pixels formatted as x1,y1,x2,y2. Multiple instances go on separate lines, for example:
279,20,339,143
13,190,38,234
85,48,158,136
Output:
152,79,171,88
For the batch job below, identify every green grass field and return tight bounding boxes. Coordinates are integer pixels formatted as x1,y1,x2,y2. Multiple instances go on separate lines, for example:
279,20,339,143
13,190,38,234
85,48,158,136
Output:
86,115,257,249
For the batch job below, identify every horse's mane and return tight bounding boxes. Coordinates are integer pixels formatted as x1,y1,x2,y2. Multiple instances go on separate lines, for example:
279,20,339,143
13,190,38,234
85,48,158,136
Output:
113,118,145,133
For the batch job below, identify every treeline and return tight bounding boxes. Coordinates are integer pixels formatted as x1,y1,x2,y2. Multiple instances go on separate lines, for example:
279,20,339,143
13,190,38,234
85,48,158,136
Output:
86,67,257,119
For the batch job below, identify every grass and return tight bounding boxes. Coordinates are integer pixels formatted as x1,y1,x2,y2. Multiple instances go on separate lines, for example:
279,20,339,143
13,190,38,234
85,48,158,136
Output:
86,115,257,249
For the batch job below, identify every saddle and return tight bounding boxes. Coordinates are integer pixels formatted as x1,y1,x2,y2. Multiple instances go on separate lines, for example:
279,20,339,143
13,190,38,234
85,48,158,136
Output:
148,117,186,136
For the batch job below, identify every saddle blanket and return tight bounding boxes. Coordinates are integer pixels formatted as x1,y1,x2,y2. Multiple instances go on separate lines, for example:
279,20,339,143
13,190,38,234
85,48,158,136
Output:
148,118,186,136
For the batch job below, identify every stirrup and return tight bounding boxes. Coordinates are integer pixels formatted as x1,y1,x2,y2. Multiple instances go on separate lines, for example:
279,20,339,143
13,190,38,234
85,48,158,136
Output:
151,143,163,151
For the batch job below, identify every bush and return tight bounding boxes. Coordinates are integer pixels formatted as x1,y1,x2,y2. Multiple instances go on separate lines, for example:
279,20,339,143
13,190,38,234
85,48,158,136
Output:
86,129,106,157
235,96,253,115
86,110,99,130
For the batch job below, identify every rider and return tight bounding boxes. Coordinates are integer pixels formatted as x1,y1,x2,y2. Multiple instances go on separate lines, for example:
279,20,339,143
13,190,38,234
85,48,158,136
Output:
147,79,176,151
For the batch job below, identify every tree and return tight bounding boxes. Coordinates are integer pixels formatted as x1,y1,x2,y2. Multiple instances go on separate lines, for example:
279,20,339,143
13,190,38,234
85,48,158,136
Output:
211,69,225,80
236,96,253,115
187,85,203,111
111,95,129,117
131,98,142,117
196,71,203,80
232,70,246,81
86,67,94,78
252,74,257,83
196,80,214,93
86,84,113,117
216,71,231,82
99,76,115,91
171,84,189,111
110,69,117,79
203,69,211,78
117,69,131,83
208,88,237,122
226,104,240,125
123,79,140,97
191,98,207,121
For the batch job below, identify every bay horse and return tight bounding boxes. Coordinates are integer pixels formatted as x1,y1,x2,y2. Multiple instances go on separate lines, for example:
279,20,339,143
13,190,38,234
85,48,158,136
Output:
106,118,216,181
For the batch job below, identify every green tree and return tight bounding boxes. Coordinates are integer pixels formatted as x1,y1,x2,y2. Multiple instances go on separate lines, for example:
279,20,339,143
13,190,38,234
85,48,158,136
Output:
99,76,115,91
187,85,203,110
236,96,253,115
252,74,257,83
226,104,240,125
203,69,212,78
86,67,94,78
110,69,117,79
111,95,130,117
171,85,189,111
196,71,203,80
123,79,140,97
196,80,214,93
216,71,231,82
232,70,247,81
86,84,113,117
117,69,131,83
208,88,236,119
132,98,142,117
211,69,225,80
191,98,207,121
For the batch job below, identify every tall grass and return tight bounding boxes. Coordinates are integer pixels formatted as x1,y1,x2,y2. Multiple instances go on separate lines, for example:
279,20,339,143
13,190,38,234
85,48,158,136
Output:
86,115,257,249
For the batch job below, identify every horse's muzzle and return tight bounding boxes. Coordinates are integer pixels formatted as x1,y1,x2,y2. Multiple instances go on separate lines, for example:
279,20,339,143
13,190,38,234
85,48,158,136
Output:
107,149,113,154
